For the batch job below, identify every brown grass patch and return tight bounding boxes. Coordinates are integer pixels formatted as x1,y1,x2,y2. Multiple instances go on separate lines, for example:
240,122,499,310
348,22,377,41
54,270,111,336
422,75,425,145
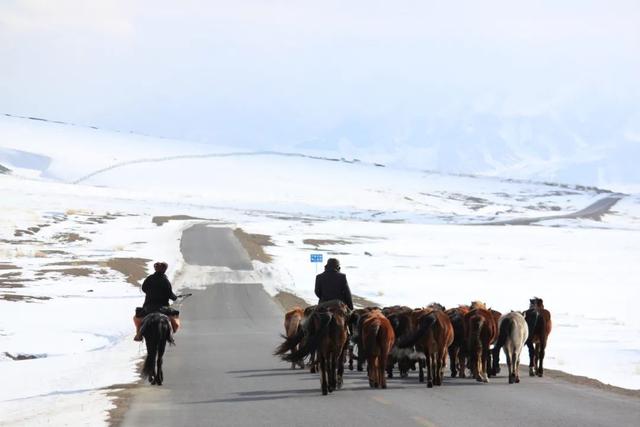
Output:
303,238,352,247
0,294,51,302
4,352,44,361
106,258,150,286
0,263,19,270
152,215,206,226
352,294,380,308
53,232,91,243
273,291,310,312
233,228,273,263
46,260,97,267
38,268,94,277
38,250,69,255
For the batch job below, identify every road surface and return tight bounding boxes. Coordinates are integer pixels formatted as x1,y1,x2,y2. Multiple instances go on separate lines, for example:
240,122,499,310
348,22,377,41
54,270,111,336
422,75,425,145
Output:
482,194,624,225
122,225,639,427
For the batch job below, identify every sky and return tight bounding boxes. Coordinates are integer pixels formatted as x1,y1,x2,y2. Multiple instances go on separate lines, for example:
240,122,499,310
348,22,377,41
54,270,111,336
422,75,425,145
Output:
1,1,639,185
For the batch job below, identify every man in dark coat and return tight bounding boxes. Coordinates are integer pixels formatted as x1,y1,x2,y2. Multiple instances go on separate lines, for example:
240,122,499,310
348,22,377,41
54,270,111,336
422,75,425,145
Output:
134,262,179,341
314,258,353,310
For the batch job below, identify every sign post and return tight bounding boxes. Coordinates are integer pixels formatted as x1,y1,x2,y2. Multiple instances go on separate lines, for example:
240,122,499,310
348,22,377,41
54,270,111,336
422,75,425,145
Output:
310,253,323,276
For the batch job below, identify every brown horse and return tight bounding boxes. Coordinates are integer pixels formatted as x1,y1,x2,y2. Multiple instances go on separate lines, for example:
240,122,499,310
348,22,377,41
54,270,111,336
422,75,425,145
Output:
397,306,453,388
445,305,469,378
524,297,552,377
348,307,377,371
465,307,497,383
361,310,395,389
275,300,350,395
284,307,305,369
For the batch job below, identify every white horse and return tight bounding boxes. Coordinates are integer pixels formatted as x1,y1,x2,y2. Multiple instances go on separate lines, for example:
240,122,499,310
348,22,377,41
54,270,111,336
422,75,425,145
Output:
496,311,529,384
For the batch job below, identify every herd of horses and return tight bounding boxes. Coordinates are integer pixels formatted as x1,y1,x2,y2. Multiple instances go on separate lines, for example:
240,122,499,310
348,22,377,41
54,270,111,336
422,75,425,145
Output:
274,298,552,395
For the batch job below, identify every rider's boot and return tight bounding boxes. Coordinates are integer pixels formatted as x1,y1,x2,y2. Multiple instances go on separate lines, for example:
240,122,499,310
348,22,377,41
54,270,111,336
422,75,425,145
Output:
133,315,143,341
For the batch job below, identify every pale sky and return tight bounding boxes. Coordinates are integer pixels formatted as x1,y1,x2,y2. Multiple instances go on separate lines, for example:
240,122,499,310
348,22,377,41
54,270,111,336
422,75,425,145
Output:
1,1,639,178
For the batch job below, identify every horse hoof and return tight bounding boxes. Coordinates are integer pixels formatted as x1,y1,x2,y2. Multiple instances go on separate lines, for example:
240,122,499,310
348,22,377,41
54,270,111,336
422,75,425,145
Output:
537,372,543,377
427,382,433,388
483,377,489,383
515,377,520,383
451,372,457,378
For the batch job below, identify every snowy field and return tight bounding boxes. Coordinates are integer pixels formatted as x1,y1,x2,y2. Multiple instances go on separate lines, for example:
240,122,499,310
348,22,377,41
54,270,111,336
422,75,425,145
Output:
1,115,640,425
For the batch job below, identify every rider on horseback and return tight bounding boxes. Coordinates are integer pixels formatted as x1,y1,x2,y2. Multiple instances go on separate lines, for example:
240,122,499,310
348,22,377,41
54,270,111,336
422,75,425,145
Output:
315,258,353,310
133,262,180,341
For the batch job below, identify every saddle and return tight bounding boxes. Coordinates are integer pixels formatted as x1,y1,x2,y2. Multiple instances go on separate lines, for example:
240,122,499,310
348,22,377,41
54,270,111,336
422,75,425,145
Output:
135,306,180,318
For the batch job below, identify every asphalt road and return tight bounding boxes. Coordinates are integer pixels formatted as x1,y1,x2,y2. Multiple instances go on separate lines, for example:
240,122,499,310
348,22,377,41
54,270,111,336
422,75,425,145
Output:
482,194,625,225
122,225,639,427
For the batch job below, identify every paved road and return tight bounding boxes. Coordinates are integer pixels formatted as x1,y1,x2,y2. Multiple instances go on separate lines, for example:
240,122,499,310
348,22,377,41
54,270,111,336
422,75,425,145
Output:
122,225,640,427
482,194,625,225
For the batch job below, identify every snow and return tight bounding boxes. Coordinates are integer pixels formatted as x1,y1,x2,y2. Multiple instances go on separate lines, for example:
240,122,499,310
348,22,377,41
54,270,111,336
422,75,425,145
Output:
1,115,639,424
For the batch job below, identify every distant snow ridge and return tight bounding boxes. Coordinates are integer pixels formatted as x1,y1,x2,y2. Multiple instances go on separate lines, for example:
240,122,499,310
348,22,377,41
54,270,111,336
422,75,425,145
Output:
72,151,371,184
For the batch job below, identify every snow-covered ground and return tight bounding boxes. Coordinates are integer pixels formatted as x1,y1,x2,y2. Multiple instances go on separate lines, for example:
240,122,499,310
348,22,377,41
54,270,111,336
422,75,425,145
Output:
1,115,639,425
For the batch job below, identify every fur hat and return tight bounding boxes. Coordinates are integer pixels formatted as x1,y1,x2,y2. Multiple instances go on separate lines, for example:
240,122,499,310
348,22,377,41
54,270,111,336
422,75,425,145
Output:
325,258,340,271
154,262,168,273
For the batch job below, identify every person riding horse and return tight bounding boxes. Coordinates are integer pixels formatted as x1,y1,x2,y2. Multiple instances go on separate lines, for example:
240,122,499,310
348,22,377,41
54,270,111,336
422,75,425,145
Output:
133,262,180,341
315,258,353,310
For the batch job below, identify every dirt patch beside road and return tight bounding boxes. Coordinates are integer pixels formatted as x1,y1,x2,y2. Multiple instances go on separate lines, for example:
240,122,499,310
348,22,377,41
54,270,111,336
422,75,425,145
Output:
106,258,150,286
274,291,310,311
233,228,274,263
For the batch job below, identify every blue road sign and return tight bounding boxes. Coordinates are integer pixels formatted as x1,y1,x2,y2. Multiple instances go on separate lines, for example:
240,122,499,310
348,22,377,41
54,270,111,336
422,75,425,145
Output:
310,254,323,263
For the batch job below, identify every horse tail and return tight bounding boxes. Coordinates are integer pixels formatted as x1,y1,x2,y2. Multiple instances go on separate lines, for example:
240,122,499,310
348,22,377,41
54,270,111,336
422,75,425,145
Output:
468,316,484,354
495,316,512,350
281,311,332,363
363,319,380,361
273,327,305,356
142,344,157,380
525,309,540,344
397,313,435,349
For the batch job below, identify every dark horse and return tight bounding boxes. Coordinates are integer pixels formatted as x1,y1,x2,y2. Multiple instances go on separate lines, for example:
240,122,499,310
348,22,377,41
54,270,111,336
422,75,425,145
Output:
524,297,552,377
397,306,453,388
141,312,175,385
445,305,469,378
275,300,350,395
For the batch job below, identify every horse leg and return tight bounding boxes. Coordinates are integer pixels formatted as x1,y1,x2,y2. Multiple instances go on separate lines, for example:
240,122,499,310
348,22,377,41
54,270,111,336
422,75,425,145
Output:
348,342,354,371
537,341,546,377
386,354,394,379
449,346,458,378
425,352,433,388
505,349,513,384
482,346,490,383
156,353,164,386
319,354,328,395
337,346,345,389
459,349,467,378
527,341,535,376
309,351,317,374
418,356,425,383
327,352,336,393
514,350,521,383
490,346,500,377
